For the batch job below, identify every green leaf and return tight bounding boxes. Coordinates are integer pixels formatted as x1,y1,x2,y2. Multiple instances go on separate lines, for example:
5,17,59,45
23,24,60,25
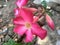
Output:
3,38,23,45
27,42,33,45
15,43,22,45
46,11,53,16
41,0,47,8
8,39,16,45
3,38,16,45
3,43,8,45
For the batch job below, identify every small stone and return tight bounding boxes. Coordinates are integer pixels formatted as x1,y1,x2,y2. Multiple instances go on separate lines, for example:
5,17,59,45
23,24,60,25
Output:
37,36,49,45
56,40,60,45
57,30,60,35
0,39,1,42
47,6,51,9
0,42,3,45
33,0,41,4
8,24,13,27
8,29,13,36
0,29,3,32
0,19,3,22
14,38,18,41
2,26,8,33
0,5,3,8
4,0,9,2
56,27,60,30
0,35,4,38
3,5,7,7
4,35,10,42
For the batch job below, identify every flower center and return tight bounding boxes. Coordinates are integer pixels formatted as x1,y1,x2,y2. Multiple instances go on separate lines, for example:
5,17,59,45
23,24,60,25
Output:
25,23,31,29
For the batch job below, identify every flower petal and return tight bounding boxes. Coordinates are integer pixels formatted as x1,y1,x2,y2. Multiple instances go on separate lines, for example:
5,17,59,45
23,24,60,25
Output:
16,0,28,8
14,8,19,16
32,23,47,39
13,16,25,25
46,14,55,30
24,30,33,43
20,8,33,23
13,25,27,36
23,7,37,12
33,16,39,23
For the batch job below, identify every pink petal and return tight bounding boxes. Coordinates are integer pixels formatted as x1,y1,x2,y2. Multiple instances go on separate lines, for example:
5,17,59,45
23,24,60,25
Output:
14,8,19,16
16,0,28,8
24,30,33,43
33,16,39,23
14,25,27,36
46,14,55,30
20,8,33,23
23,7,37,12
13,16,25,25
14,8,20,17
32,23,47,39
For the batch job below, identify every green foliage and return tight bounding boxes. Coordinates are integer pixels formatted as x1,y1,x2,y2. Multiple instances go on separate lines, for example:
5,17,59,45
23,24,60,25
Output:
8,39,16,45
41,0,47,9
46,10,53,16
3,39,22,45
15,43,23,45
24,42,33,45
27,42,33,45
3,43,8,45
3,38,34,45
3,39,15,45
41,0,53,16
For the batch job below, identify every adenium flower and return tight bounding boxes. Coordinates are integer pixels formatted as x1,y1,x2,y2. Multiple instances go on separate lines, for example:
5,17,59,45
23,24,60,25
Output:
46,14,55,30
16,0,28,8
13,8,47,43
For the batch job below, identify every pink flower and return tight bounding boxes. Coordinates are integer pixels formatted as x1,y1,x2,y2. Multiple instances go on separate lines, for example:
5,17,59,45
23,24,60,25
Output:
16,0,28,8
13,8,47,43
46,14,55,30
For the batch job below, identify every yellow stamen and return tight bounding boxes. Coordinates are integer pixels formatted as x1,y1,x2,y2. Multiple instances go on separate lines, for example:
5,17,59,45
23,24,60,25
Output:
25,22,31,29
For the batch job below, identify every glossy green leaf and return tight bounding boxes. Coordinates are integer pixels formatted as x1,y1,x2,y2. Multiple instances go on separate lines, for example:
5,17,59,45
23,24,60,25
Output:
41,0,47,8
46,11,53,16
